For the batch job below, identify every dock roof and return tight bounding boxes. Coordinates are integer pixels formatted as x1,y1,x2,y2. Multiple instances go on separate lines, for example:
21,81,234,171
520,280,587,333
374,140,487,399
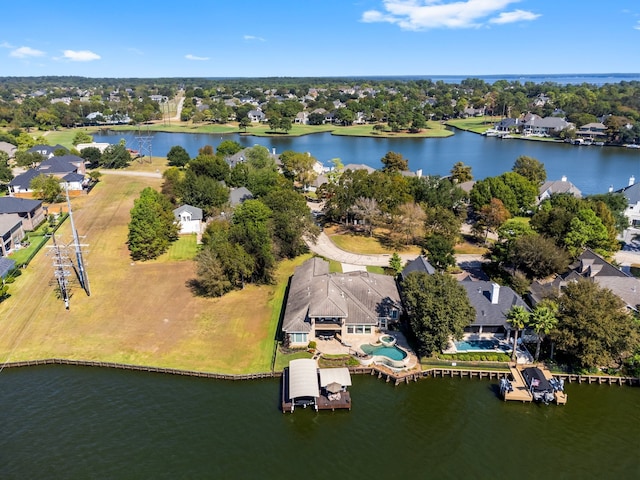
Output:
289,359,320,399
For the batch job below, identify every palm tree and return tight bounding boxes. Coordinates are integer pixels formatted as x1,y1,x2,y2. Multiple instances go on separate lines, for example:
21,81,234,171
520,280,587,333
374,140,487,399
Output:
529,303,558,362
506,305,530,363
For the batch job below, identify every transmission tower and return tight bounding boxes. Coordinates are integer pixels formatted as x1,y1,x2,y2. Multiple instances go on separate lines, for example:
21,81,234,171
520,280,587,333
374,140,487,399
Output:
49,234,73,309
66,186,91,296
135,125,152,163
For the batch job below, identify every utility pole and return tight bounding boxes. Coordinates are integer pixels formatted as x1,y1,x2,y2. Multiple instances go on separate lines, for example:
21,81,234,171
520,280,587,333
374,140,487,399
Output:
66,185,91,296
50,233,72,309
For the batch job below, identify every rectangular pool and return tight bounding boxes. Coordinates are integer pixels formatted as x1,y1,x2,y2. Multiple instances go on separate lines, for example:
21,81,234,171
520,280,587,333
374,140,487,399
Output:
453,339,511,353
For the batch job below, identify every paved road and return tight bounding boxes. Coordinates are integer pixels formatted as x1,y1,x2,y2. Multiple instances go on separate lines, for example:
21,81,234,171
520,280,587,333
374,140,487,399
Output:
98,169,162,179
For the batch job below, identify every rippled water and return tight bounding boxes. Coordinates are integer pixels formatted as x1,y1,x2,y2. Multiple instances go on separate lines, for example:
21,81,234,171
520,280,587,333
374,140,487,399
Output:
1,366,638,479
93,129,640,195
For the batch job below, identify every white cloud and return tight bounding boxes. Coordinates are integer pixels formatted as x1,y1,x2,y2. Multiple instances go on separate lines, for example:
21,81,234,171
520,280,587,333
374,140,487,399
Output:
490,9,540,24
185,54,209,61
128,47,144,55
63,50,101,61
361,0,539,30
10,46,46,58
1,41,15,49
244,35,266,42
634,21,640,31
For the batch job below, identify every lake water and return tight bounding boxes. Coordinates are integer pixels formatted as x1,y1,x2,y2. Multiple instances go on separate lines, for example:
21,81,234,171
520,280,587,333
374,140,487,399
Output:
93,129,640,195
1,365,638,479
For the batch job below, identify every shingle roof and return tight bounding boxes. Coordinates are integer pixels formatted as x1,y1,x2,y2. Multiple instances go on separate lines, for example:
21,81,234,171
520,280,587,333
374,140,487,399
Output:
402,256,435,278
461,281,529,328
229,187,253,206
0,257,16,278
282,258,402,332
173,204,203,221
8,169,40,187
0,197,42,214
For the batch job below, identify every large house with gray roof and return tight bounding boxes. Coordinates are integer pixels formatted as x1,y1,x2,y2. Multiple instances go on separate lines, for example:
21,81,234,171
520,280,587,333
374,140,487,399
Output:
615,176,640,243
282,257,402,346
460,279,530,337
8,155,87,197
538,176,582,203
528,248,640,312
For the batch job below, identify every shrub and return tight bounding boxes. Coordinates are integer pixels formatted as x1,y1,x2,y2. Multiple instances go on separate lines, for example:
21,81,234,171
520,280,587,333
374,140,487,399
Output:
308,341,317,350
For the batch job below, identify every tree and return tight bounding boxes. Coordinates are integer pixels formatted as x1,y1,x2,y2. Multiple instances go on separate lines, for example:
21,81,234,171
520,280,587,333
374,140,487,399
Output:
239,117,251,132
553,280,640,370
100,141,131,169
564,208,611,257
450,162,473,183
381,151,409,173
510,234,570,279
423,234,456,271
478,198,511,242
30,174,62,202
261,189,317,259
512,155,546,185
180,169,229,211
167,145,190,167
402,272,474,356
424,205,462,244
506,305,530,362
230,199,275,283
127,187,179,260
79,146,102,168
389,252,403,276
216,140,242,157
72,131,93,146
14,150,43,169
530,302,558,362
393,202,426,244
279,150,318,189
0,151,13,184
349,197,380,236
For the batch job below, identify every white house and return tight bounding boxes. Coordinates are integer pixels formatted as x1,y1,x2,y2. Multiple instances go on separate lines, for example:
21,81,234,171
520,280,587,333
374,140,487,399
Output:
173,204,203,234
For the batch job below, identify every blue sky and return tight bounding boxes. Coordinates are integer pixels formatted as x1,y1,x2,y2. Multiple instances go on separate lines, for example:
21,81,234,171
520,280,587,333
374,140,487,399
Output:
1,0,639,78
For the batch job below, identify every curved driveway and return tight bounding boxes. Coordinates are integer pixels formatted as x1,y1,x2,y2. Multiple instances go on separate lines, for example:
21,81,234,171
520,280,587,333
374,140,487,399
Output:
306,232,488,279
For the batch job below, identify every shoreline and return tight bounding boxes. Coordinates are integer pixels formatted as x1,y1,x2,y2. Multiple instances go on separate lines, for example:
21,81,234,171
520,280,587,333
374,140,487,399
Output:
3,358,638,387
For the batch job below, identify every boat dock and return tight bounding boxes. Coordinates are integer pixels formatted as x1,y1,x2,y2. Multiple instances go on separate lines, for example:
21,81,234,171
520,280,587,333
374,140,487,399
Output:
501,364,567,404
281,359,352,413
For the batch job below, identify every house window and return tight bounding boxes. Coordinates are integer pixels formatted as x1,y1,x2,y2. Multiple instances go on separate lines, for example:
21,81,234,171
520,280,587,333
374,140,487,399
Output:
290,333,308,343
355,326,364,334
391,310,398,319
364,326,372,334
347,326,354,334
379,319,387,329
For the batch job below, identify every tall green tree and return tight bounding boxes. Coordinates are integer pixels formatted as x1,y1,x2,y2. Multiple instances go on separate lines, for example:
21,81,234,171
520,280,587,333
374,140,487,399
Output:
553,280,640,370
230,199,275,283
506,305,530,362
512,155,547,185
100,141,131,169
530,302,558,362
402,272,474,356
381,151,409,173
30,174,62,202
450,162,473,183
166,145,190,167
127,187,179,260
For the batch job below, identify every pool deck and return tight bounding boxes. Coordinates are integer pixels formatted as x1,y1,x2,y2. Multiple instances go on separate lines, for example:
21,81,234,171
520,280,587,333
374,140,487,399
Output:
442,335,534,364
313,331,419,370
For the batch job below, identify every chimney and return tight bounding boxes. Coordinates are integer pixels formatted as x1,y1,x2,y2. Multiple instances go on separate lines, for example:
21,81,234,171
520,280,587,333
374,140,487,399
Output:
609,185,613,193
272,147,276,155
630,175,636,186
491,283,500,304
416,169,423,178
561,175,567,182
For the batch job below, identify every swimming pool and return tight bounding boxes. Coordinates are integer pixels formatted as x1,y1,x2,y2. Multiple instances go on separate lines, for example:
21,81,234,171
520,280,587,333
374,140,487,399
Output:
454,339,511,353
360,344,408,361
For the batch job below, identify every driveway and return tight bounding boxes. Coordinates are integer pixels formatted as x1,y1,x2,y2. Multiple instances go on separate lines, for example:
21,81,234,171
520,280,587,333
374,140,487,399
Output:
306,232,489,278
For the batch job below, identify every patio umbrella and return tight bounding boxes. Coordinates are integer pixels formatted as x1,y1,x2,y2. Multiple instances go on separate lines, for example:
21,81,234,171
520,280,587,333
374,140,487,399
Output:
326,382,342,394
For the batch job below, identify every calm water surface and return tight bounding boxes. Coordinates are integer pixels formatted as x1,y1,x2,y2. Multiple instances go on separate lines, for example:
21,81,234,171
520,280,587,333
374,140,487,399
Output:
94,129,640,195
1,366,638,479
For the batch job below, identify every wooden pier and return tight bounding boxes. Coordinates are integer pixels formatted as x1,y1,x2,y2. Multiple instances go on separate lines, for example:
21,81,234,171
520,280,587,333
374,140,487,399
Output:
501,365,567,404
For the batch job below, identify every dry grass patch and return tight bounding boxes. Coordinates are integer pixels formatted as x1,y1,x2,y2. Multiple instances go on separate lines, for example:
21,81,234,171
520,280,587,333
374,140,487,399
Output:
326,225,421,255
0,175,306,374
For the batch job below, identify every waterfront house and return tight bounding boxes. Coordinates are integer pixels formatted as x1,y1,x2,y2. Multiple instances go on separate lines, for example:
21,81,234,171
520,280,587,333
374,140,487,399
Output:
460,279,530,337
538,176,582,203
528,248,640,312
521,116,573,136
576,122,607,140
247,109,266,123
173,204,203,234
281,257,402,347
615,177,640,242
